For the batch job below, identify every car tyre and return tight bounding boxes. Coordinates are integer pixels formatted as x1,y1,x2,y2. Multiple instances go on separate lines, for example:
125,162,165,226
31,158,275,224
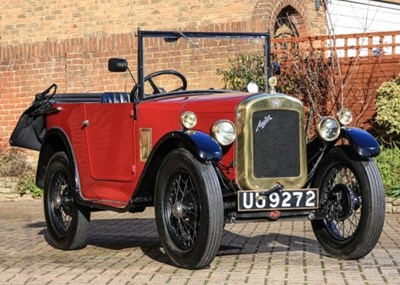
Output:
311,146,385,259
44,151,90,249
155,148,224,269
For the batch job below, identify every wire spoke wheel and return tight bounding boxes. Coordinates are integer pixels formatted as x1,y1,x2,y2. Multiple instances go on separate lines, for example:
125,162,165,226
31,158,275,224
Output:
155,148,223,269
50,171,74,235
322,166,362,240
44,152,90,250
165,172,200,250
311,147,385,259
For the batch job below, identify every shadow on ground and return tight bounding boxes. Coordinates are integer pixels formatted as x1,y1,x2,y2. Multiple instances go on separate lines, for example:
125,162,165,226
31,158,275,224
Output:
27,217,320,266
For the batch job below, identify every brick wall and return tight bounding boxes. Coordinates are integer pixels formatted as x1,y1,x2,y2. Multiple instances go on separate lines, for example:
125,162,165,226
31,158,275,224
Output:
0,0,327,144
1,0,326,45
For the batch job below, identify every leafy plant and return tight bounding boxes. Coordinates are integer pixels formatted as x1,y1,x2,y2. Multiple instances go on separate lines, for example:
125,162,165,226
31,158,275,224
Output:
217,53,266,91
18,173,42,198
374,77,400,146
0,144,42,198
375,145,400,198
391,185,400,199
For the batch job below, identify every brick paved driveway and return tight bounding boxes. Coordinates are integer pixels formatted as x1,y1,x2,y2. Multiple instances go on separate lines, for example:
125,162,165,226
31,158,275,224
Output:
0,200,399,284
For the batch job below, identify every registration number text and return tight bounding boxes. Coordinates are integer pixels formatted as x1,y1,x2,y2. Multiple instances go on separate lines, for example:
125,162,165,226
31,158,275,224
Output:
238,189,318,211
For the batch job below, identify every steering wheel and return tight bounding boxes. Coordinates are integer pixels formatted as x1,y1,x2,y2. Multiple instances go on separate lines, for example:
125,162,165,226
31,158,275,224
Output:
132,70,187,98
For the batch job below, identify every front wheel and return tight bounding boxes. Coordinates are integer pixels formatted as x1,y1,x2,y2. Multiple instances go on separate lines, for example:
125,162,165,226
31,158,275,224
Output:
44,152,91,249
155,149,224,269
311,146,385,259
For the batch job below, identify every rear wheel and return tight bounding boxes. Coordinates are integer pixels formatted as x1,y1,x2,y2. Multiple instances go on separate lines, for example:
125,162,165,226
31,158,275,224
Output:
155,148,224,269
44,152,90,249
311,147,385,259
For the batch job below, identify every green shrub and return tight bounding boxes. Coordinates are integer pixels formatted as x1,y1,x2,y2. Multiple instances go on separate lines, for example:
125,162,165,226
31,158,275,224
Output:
374,77,400,145
0,145,42,198
391,185,400,199
217,53,266,91
18,173,42,199
375,146,400,198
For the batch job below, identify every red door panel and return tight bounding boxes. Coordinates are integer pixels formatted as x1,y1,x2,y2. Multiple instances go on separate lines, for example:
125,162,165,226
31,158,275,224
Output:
84,104,135,182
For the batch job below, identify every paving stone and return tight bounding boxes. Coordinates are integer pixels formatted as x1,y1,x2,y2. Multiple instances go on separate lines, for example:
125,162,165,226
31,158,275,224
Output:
0,200,399,284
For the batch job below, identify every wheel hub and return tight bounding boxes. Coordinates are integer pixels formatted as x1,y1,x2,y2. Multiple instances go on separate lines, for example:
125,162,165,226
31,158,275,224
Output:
53,195,62,209
330,184,359,220
172,201,183,219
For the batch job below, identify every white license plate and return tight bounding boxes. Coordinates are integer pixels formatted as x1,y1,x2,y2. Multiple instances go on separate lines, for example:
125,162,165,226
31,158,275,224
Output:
238,189,319,211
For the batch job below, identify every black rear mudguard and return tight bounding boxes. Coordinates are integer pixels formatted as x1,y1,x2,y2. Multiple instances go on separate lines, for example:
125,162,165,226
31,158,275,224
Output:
307,127,380,179
9,84,57,151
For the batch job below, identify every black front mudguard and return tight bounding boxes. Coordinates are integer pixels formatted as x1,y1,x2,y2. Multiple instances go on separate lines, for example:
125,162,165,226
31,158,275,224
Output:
340,127,380,157
307,127,380,180
155,130,223,161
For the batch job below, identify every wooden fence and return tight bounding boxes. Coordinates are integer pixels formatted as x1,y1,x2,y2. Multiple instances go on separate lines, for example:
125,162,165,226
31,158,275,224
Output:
271,31,400,128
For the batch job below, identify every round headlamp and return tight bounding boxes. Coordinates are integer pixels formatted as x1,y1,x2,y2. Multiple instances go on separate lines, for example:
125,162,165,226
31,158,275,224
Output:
180,111,197,129
247,82,259,93
211,120,236,146
317,117,340,141
337,108,353,125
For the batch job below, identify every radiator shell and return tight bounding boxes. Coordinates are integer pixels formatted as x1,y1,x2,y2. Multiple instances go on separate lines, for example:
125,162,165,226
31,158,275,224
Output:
235,93,307,190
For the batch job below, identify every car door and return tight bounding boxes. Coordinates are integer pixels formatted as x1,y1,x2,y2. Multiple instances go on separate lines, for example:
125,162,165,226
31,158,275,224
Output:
84,103,136,182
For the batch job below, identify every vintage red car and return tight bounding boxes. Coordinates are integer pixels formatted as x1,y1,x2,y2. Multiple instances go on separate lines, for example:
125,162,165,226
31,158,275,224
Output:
10,30,385,269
